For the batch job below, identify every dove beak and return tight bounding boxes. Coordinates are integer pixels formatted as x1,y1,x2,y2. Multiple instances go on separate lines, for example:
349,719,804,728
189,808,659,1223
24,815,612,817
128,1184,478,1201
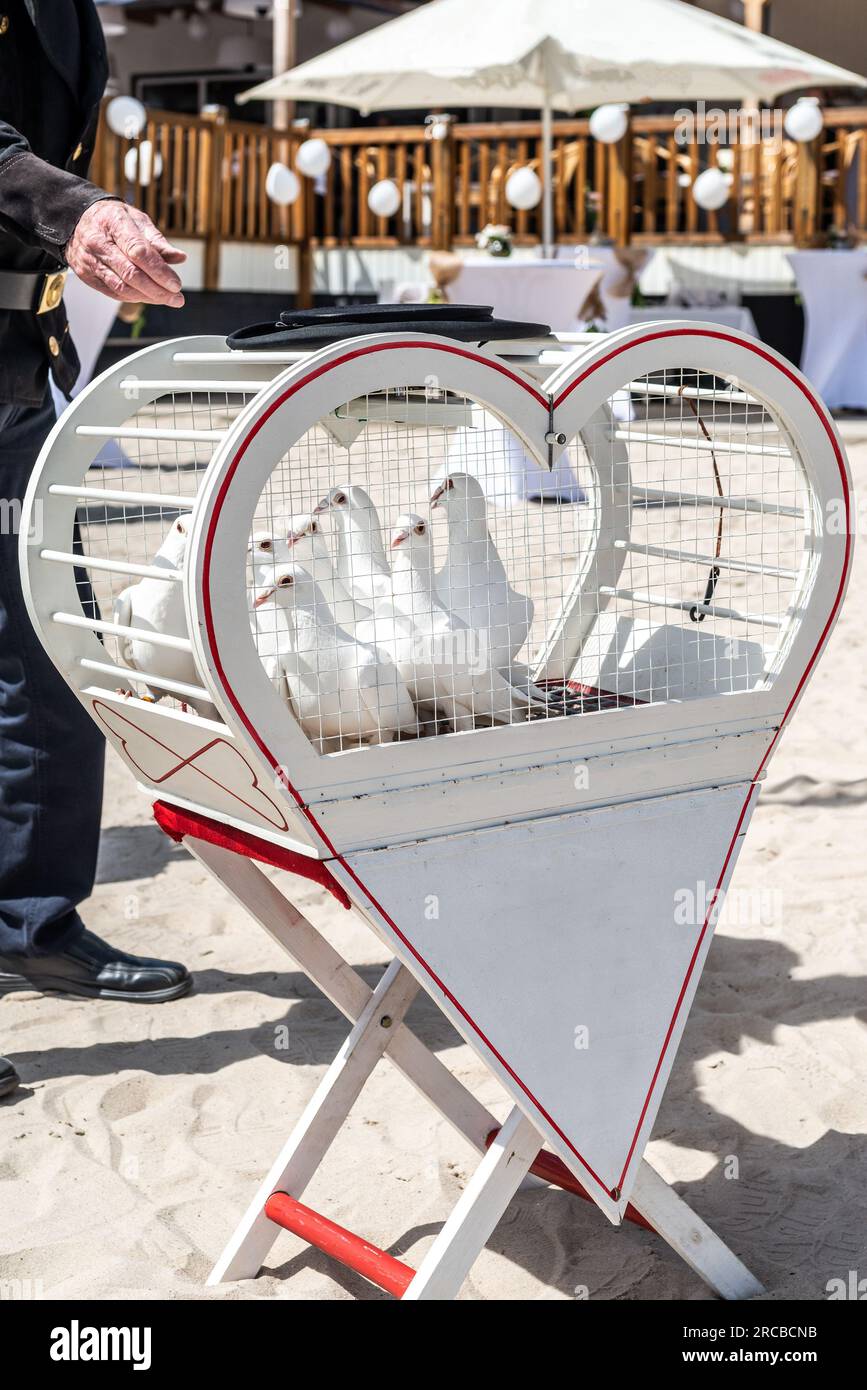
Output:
286,530,304,545
253,587,276,608
429,482,446,507
312,499,329,515
390,530,410,549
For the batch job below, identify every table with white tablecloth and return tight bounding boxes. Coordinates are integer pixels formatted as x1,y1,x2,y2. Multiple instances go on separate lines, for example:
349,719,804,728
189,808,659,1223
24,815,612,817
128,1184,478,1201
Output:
788,250,867,410
624,304,760,339
448,259,603,333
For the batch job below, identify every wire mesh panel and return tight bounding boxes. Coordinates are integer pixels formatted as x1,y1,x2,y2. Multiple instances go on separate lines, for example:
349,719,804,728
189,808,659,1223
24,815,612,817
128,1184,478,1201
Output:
568,365,810,705
245,385,600,753
63,380,263,717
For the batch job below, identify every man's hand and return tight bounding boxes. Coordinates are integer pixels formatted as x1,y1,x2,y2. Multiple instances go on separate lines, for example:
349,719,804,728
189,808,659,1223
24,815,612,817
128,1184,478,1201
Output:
65,201,187,307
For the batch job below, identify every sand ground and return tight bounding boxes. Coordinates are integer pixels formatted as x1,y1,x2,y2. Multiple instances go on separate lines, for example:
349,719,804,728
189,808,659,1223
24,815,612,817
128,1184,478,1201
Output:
1,417,866,1303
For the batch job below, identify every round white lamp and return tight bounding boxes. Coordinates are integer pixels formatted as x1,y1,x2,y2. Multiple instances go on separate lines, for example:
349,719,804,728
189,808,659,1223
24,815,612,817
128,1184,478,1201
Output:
124,141,163,186
505,166,542,211
368,179,401,218
692,166,731,211
784,97,824,143
265,162,301,207
295,138,332,179
589,104,629,145
106,95,147,141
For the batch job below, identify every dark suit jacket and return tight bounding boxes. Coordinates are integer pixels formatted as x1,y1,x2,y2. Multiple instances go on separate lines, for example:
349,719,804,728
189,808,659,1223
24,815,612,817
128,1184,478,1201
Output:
0,0,111,403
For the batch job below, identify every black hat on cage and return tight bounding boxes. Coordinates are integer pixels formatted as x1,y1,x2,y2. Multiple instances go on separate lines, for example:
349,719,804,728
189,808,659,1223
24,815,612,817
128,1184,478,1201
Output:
226,302,552,350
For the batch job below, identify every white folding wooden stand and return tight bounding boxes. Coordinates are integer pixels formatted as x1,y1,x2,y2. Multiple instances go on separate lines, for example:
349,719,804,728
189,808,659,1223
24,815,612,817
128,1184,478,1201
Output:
19,324,852,1300
176,828,762,1301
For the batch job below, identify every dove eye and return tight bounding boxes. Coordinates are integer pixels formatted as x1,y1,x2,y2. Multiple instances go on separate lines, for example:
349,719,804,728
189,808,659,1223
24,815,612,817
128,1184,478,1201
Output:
310,520,319,533
259,539,272,552
277,574,294,587
334,492,347,505
414,523,425,535
176,521,186,535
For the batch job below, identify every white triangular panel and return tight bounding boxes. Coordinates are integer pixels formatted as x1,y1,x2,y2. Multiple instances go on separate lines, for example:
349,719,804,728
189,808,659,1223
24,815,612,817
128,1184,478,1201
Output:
339,781,758,1223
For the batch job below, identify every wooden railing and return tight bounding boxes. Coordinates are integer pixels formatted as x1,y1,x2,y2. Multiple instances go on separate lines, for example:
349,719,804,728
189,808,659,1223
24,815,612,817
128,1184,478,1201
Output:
91,104,867,288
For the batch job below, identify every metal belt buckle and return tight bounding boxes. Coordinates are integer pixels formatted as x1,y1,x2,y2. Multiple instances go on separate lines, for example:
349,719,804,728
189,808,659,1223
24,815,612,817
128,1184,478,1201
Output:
36,270,67,315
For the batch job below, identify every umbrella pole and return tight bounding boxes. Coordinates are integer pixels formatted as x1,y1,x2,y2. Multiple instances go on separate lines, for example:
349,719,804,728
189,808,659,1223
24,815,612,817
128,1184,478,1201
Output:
541,92,554,256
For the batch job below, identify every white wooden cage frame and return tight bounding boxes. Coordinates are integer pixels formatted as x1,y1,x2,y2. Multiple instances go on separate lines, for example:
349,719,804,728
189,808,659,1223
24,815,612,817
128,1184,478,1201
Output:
19,323,852,1299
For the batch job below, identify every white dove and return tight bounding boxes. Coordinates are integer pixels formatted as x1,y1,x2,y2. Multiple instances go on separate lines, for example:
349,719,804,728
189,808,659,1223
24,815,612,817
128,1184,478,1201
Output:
113,514,218,719
257,562,419,753
430,472,533,671
248,518,371,630
284,513,372,630
364,514,544,733
315,484,393,606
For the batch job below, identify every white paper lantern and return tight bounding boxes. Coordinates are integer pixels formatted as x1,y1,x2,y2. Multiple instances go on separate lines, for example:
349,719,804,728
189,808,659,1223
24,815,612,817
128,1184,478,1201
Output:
368,179,401,218
325,14,353,42
265,162,301,206
784,97,824,143
124,141,163,187
589,104,629,145
505,166,542,211
295,138,332,179
106,96,147,141
692,166,730,212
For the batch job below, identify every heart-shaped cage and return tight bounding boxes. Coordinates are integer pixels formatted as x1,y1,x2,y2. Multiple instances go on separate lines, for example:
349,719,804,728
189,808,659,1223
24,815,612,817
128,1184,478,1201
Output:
19,320,853,1227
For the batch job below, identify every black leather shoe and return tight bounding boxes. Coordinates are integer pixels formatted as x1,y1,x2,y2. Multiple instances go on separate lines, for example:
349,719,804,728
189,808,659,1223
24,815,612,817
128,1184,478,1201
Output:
0,1056,20,1098
0,929,192,1002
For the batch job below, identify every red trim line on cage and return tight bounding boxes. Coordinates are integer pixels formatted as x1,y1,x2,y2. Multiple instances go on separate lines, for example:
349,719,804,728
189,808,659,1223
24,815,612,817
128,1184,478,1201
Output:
200,332,853,1209
264,1192,415,1298
152,799,351,908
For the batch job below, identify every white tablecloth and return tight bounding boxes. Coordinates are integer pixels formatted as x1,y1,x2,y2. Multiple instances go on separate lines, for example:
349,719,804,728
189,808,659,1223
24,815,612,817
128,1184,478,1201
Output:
624,304,759,338
449,259,603,333
788,250,867,409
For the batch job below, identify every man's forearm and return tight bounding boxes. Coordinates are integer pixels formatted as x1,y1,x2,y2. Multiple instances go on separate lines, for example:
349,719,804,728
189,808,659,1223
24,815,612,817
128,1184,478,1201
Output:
0,119,115,260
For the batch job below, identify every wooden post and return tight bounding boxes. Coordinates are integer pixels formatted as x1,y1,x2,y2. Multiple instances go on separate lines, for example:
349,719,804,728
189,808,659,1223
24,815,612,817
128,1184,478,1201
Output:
794,137,821,245
742,0,768,32
272,0,297,130
430,122,455,251
608,123,633,245
200,106,227,292
271,0,310,305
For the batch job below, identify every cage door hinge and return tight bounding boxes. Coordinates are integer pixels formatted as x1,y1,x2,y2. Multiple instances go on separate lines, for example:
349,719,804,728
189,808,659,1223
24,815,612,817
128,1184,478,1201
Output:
544,400,566,472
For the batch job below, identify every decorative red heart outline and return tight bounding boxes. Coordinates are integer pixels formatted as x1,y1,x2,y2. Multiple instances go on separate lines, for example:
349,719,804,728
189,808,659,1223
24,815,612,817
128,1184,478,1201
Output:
93,699,289,832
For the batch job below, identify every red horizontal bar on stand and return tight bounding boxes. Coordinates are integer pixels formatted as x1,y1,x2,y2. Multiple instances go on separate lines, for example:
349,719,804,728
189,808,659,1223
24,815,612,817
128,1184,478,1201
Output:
485,1129,655,1233
264,1192,415,1298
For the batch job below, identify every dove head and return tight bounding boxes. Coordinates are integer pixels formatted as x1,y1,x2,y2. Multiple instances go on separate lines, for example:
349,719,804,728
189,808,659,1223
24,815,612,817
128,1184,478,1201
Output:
390,513,435,572
315,484,375,521
430,473,488,529
285,513,330,559
157,513,193,564
248,530,280,557
263,562,333,620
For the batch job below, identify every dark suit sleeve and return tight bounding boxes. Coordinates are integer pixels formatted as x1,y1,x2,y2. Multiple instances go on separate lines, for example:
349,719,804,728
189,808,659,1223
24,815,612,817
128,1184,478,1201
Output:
0,117,115,259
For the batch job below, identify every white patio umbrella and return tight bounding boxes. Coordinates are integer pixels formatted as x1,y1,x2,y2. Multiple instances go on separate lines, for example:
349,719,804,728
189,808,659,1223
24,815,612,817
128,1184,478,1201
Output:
240,0,865,252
